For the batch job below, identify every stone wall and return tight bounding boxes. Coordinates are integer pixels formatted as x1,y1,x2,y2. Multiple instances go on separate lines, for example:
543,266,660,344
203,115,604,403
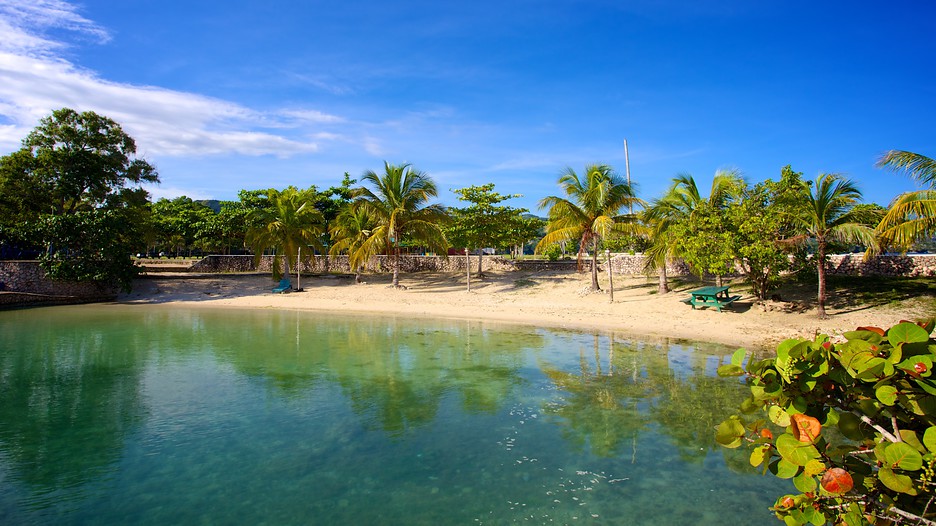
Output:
825,254,936,277
189,253,936,278
0,261,117,307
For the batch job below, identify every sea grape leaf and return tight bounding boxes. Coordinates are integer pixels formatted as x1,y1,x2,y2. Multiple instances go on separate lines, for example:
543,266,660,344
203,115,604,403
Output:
769,405,791,427
771,457,799,479
875,385,898,406
793,470,817,493
731,348,746,367
888,322,930,347
924,427,936,453
716,416,746,448
776,433,820,466
750,444,770,467
884,442,923,471
878,467,917,495
804,459,826,477
717,364,744,377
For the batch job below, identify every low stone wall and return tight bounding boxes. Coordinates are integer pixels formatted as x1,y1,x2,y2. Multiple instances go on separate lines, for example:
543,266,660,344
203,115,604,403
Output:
825,254,936,277
0,261,117,307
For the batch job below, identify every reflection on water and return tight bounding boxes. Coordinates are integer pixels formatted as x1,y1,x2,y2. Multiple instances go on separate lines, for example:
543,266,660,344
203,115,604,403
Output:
0,305,785,525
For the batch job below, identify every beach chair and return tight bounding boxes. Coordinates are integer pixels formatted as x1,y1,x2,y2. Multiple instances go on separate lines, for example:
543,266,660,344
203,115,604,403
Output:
272,278,291,293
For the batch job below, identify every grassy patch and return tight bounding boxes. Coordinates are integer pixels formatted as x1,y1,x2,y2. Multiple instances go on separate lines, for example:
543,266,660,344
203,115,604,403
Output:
513,278,537,288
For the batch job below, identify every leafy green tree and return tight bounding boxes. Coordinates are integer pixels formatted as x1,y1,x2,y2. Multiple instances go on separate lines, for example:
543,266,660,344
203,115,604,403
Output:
505,215,545,258
875,150,936,251
643,169,744,290
447,183,525,275
0,108,158,288
150,197,215,256
672,200,738,283
717,320,936,525
35,209,142,291
537,163,640,292
352,162,449,288
16,108,158,216
246,186,325,284
792,174,879,318
329,205,378,283
729,166,804,300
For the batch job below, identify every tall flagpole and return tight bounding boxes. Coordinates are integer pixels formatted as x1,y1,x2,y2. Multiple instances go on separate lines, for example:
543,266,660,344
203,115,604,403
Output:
623,139,632,214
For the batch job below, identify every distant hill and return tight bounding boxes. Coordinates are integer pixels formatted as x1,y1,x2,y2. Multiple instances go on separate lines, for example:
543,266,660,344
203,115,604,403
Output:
197,200,221,213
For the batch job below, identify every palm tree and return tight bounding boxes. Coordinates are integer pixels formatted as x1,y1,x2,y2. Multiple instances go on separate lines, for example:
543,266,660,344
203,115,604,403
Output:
642,169,744,291
246,186,325,286
792,174,878,318
352,162,449,288
536,163,640,292
329,205,378,283
875,150,936,250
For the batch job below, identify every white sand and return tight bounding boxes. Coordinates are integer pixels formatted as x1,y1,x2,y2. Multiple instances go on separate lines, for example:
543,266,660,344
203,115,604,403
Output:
118,270,929,351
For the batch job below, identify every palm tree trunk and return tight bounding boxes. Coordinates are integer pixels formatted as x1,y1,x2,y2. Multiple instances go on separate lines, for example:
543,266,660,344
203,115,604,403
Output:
590,239,600,291
658,264,669,294
817,240,828,318
283,255,292,287
392,245,400,287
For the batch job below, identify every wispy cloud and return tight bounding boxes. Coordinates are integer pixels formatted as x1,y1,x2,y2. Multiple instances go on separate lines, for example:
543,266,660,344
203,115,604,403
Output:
0,2,345,158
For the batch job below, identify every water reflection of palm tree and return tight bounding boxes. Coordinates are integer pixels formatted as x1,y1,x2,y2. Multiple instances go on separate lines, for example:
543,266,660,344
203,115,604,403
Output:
541,335,667,458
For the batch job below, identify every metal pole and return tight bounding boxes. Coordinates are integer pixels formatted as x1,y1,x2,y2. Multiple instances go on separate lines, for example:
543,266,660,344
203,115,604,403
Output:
623,139,632,214
465,248,471,292
606,249,614,303
297,246,301,291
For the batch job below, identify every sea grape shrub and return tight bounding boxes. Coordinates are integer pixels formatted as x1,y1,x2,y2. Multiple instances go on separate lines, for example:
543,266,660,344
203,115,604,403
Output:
716,320,936,525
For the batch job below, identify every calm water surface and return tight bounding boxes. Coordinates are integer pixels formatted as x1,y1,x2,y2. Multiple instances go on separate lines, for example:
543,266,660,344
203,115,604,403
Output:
0,305,785,525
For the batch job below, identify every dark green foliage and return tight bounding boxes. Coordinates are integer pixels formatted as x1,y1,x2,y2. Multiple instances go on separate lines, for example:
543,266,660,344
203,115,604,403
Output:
0,108,157,289
717,320,936,525
36,210,141,291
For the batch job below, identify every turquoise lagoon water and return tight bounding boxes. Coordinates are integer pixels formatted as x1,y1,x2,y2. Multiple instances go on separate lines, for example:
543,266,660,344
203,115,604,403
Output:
0,305,786,525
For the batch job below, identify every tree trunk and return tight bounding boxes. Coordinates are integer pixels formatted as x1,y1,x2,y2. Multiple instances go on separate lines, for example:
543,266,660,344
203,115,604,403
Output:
817,240,828,318
477,250,483,277
590,239,600,291
283,255,292,287
392,245,400,288
658,264,670,294
715,274,723,287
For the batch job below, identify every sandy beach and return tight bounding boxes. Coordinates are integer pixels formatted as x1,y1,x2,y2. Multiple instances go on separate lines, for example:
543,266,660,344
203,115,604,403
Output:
115,269,931,351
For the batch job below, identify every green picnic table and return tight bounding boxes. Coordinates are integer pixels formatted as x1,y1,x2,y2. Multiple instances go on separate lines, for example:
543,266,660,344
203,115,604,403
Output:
681,285,741,312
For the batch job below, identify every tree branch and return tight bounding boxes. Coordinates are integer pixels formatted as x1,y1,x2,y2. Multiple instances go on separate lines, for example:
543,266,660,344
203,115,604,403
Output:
860,414,900,443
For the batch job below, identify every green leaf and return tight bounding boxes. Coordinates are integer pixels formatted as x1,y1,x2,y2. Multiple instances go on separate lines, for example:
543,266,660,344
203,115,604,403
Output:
716,416,746,448
884,442,924,471
769,405,792,427
878,467,917,494
750,444,770,467
731,348,747,367
804,459,826,477
776,433,820,466
793,470,817,492
875,385,898,406
771,457,800,479
844,329,883,344
924,427,936,453
888,322,930,346
717,364,745,377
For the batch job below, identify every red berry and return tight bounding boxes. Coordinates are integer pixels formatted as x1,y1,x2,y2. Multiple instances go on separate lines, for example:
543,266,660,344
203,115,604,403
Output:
780,496,795,508
915,362,928,374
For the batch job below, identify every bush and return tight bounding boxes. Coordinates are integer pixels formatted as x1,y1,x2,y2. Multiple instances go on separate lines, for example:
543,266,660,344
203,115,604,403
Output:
716,319,936,525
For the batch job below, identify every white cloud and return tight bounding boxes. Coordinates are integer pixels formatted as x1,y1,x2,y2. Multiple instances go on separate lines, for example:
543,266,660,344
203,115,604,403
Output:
0,2,345,159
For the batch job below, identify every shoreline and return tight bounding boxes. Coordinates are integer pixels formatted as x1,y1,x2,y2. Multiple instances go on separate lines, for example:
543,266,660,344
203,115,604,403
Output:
116,271,928,351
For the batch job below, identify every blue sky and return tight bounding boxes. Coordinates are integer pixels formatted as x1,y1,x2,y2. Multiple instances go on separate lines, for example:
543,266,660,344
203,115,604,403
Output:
0,1,933,212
